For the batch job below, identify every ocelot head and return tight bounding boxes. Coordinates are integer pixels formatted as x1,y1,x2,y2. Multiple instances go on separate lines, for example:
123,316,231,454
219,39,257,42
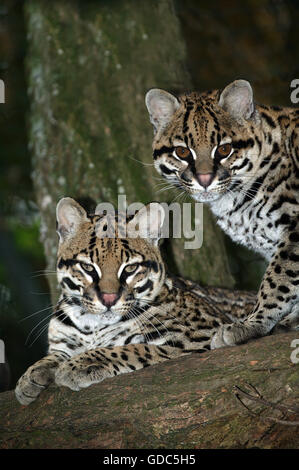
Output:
56,198,166,325
145,79,261,203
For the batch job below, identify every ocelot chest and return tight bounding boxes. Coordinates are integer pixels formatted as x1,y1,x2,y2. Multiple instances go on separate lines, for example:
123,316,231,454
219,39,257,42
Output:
210,195,283,260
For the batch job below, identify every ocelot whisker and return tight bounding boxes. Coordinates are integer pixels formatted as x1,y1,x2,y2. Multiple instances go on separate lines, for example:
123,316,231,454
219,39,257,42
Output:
19,303,54,323
28,310,67,348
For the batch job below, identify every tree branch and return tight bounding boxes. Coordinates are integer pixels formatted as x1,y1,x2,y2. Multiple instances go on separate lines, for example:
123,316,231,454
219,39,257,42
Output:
234,383,299,426
1,332,298,448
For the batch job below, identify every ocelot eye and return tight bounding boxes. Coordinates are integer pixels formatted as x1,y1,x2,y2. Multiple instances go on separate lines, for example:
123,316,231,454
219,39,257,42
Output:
175,146,191,159
215,143,232,159
80,262,94,273
123,263,139,275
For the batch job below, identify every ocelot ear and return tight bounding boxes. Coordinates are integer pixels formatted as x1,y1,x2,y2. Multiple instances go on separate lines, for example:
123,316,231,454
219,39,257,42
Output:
56,197,88,242
145,89,180,133
127,202,165,246
218,79,256,122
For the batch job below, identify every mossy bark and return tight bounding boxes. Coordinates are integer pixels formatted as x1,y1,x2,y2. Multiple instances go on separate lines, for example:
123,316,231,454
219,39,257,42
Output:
1,332,298,449
25,0,235,300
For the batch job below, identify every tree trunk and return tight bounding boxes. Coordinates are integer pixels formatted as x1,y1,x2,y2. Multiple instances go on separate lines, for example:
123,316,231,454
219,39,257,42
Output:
25,0,234,301
1,332,298,449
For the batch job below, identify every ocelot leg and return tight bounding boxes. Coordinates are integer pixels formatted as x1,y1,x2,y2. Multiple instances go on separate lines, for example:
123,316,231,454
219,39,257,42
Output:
211,223,299,348
55,344,183,391
15,352,69,405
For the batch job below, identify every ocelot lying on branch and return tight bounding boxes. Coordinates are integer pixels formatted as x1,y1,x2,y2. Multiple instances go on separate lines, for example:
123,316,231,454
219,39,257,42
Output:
16,197,259,405
146,79,299,348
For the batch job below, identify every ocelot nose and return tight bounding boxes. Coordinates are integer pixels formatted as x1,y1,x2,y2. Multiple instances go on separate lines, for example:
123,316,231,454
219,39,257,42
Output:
100,293,119,307
196,173,214,189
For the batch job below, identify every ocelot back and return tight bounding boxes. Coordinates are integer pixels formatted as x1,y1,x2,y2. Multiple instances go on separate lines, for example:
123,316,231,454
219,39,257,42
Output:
145,79,299,347
15,197,256,405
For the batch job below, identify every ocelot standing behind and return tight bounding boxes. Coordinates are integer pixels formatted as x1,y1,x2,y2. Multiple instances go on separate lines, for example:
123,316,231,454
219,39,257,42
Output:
145,79,299,347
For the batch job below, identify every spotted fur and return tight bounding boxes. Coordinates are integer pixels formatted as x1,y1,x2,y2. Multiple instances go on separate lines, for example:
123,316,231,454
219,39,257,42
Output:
16,198,257,405
146,79,299,347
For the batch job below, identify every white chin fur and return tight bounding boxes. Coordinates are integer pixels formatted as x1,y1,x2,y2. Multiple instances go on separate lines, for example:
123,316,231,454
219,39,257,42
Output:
191,191,223,203
75,308,122,329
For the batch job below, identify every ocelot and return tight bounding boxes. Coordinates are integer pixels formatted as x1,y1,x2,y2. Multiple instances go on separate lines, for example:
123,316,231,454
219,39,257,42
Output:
145,79,299,347
16,197,258,405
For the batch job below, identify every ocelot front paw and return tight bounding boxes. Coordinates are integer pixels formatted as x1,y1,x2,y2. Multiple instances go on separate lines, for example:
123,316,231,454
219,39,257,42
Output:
55,361,105,392
15,364,53,405
210,323,252,350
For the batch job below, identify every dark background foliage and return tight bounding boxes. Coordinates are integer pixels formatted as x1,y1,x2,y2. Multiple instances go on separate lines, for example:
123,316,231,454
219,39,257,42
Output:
0,0,298,391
